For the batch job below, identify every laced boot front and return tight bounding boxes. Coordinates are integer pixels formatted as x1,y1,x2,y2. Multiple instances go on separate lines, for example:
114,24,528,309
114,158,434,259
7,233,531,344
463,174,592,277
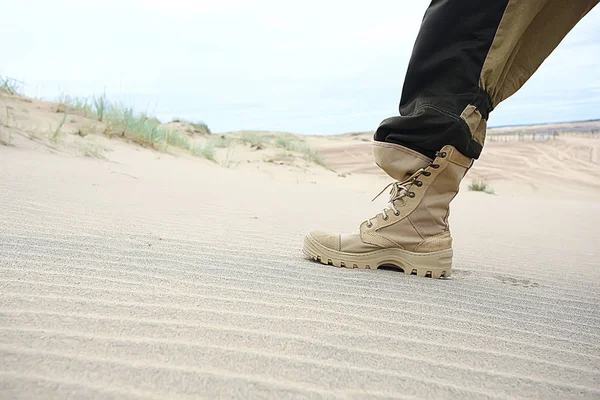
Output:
303,142,473,278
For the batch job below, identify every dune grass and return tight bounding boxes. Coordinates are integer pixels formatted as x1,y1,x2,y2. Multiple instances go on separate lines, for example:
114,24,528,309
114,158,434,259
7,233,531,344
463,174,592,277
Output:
240,132,326,167
303,147,327,167
238,131,269,148
191,142,216,161
0,75,22,95
93,94,108,122
0,105,13,145
165,130,192,149
275,135,298,151
469,179,495,194
79,140,105,159
191,122,211,135
233,131,327,166
0,131,14,146
170,118,211,135
274,134,327,167
59,95,214,160
3,86,326,168
50,107,68,142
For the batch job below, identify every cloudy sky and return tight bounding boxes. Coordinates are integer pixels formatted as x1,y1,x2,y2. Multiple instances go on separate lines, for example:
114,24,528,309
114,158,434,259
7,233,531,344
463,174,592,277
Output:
2,0,599,134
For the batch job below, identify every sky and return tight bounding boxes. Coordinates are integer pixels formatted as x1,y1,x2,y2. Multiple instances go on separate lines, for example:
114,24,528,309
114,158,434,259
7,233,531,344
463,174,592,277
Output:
2,0,599,134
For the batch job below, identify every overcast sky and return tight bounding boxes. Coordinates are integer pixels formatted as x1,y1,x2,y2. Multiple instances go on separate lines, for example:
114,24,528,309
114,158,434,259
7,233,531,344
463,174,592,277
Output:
2,0,599,134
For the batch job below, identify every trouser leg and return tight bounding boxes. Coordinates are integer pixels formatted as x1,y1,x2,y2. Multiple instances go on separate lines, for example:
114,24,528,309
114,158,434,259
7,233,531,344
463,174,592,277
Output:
375,0,598,160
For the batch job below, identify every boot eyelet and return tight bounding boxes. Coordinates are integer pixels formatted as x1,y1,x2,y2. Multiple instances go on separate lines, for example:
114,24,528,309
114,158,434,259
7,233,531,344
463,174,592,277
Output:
415,180,423,187
408,192,416,198
423,171,431,177
393,211,400,216
366,222,373,228
440,152,447,158
382,215,388,221
431,164,440,169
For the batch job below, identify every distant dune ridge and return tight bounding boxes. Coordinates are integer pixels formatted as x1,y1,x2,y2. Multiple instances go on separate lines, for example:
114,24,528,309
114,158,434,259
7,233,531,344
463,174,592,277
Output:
1,91,600,399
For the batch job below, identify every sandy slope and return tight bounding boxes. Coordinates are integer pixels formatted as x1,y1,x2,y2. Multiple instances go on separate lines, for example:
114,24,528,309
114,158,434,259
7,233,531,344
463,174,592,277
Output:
1,93,600,398
310,134,600,200
1,137,600,399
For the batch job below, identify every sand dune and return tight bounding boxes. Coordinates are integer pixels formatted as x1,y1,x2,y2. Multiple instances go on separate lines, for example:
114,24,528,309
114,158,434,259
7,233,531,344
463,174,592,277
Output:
1,94,600,399
313,135,600,199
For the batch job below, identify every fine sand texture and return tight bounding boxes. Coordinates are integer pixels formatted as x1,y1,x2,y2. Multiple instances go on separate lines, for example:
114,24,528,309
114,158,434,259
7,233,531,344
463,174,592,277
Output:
1,97,600,399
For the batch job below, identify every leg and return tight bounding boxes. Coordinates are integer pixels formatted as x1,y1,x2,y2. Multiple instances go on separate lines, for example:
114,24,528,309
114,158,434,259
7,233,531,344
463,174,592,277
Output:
375,0,599,160
303,0,598,278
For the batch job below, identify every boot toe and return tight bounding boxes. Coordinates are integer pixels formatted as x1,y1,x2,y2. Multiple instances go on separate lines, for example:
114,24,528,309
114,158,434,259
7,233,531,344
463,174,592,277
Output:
307,231,341,251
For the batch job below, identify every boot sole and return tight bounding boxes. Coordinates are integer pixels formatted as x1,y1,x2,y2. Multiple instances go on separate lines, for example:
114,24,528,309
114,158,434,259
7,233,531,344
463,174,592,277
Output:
303,233,453,278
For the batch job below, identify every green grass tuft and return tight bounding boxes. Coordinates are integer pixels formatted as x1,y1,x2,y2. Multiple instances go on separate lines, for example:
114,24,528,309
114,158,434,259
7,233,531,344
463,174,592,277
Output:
3,105,10,126
50,107,68,142
169,117,210,135
469,179,495,194
0,107,13,145
105,106,170,147
59,94,210,157
274,134,327,167
304,148,327,167
275,135,298,151
166,130,191,150
239,132,269,147
79,141,104,159
191,121,211,135
192,142,216,161
0,75,23,95
93,94,108,121
59,95,93,117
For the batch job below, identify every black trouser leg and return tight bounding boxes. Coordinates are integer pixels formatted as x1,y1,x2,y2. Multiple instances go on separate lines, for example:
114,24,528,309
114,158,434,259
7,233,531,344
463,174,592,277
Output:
375,0,598,160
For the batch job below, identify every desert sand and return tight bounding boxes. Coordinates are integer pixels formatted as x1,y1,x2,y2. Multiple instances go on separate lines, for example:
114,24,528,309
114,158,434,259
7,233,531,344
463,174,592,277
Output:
1,93,600,399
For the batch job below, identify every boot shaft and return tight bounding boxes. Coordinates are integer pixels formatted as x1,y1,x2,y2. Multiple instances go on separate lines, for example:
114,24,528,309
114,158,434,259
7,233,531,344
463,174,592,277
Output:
362,143,473,251
373,142,431,181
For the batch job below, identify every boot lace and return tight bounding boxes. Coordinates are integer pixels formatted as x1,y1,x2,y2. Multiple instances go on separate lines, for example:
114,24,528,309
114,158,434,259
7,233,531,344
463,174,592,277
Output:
364,151,446,228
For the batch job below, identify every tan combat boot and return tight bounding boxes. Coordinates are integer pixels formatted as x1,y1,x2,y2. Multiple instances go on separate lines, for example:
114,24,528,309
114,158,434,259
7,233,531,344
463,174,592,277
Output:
303,142,473,278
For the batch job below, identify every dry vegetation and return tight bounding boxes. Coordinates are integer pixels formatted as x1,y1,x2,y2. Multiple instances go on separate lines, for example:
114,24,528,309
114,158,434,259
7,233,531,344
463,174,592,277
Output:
1,75,327,169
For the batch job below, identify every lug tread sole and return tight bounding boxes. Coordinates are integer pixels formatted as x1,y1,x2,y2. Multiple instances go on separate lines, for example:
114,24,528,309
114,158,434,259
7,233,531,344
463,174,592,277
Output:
303,233,452,279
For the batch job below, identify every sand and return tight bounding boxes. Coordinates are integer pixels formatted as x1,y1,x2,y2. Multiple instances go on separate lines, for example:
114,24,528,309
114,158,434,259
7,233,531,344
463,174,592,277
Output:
1,94,600,399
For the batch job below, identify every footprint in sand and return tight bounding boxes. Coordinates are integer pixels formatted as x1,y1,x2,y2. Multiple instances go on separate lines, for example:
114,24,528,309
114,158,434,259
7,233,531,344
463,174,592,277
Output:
493,275,540,288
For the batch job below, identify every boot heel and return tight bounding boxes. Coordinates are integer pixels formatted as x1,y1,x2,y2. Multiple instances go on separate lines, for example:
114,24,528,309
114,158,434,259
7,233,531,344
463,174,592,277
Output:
389,248,453,278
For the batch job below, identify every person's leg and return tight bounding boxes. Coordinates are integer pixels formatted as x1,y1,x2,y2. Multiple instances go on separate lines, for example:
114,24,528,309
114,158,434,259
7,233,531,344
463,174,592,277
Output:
303,0,598,278
375,0,598,160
